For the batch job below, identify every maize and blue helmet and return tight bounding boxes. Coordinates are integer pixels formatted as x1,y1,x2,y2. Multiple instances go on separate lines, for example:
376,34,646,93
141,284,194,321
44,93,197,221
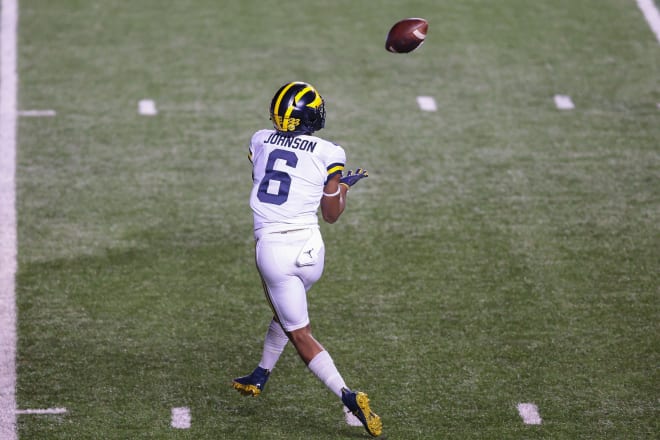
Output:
270,81,326,135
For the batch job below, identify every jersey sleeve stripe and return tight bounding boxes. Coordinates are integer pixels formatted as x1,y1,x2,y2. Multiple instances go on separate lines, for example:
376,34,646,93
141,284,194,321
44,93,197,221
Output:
327,163,344,177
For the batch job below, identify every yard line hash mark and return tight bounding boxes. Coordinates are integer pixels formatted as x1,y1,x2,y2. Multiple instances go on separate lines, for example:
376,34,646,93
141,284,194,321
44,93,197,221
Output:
517,403,542,425
554,94,575,110
18,109,56,117
636,0,660,44
417,96,437,112
0,0,19,439
171,407,191,429
138,99,158,115
16,408,67,415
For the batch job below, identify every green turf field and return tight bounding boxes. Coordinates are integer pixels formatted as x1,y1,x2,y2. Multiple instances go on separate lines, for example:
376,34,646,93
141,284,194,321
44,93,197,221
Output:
12,0,660,438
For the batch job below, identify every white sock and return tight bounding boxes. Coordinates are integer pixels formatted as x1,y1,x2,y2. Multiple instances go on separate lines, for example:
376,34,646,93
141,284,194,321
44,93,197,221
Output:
258,319,288,371
307,350,347,398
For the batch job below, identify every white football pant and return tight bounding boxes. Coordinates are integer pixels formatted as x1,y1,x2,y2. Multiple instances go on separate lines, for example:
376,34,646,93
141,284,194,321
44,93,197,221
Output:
255,227,325,332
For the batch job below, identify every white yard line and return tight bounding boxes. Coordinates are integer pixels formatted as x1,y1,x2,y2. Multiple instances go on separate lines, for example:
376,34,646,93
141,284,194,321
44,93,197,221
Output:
637,0,660,44
0,0,19,439
17,109,55,117
517,403,542,425
16,408,67,415
171,407,191,429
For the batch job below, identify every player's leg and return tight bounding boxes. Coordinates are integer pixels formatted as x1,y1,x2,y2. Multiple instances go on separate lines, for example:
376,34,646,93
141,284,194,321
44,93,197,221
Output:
287,325,345,393
232,317,287,396
252,230,348,395
293,239,382,437
234,230,382,435
233,230,315,396
260,317,289,370
285,320,383,437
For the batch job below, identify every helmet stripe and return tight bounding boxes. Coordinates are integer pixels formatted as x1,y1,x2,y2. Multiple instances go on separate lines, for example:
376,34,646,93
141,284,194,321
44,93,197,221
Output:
283,86,315,123
295,86,322,109
273,82,299,130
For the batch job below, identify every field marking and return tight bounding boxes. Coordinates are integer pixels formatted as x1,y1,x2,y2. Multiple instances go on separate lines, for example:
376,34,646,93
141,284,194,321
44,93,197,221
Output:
554,94,575,110
18,109,56,117
517,403,542,425
417,96,437,112
16,408,67,415
637,0,660,44
0,0,19,439
138,99,158,115
171,407,191,429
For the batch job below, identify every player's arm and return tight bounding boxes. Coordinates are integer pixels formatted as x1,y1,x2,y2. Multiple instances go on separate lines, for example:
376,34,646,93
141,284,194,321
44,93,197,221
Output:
321,168,368,224
320,173,347,224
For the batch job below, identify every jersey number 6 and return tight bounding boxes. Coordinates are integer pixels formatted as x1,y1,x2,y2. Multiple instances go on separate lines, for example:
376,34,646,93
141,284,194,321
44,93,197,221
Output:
257,149,298,205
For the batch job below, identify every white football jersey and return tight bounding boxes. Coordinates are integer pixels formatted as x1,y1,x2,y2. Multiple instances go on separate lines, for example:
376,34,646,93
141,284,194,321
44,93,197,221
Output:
249,129,345,234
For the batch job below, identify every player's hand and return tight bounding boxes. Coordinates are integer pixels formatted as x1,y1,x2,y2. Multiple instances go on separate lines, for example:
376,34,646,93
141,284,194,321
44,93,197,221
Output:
340,168,368,188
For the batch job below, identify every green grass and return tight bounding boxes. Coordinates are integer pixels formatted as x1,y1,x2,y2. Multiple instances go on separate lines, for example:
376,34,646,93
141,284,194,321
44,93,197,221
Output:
14,0,660,438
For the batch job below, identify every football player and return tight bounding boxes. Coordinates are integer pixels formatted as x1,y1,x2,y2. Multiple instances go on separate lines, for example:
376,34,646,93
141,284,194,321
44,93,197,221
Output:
232,81,381,437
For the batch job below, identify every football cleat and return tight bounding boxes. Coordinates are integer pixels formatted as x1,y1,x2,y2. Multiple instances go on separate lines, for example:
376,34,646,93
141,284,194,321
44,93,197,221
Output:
232,366,270,397
341,388,383,437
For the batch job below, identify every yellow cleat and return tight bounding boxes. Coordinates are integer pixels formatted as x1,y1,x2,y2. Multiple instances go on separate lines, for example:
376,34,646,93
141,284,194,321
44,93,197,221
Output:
232,367,270,397
341,388,383,437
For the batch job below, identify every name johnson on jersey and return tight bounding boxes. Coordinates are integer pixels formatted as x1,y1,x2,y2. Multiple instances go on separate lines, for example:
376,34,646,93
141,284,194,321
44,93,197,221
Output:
264,132,317,153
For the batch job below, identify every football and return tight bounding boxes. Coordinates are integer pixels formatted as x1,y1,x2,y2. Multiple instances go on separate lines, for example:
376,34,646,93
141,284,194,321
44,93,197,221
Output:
385,18,428,53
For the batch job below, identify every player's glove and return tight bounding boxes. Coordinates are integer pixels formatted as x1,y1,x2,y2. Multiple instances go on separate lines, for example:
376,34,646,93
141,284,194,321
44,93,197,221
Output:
340,168,368,188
